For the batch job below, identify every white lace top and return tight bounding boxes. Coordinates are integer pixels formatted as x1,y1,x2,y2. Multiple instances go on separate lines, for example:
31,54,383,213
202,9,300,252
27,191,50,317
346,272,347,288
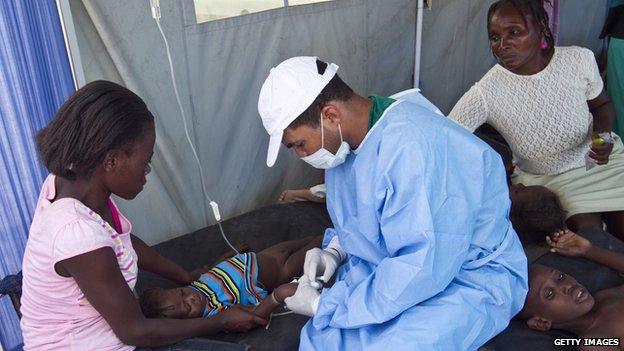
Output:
449,46,603,175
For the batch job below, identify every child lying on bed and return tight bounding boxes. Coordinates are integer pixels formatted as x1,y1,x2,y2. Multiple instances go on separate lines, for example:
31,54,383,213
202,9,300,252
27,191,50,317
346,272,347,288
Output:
519,230,624,350
139,236,323,320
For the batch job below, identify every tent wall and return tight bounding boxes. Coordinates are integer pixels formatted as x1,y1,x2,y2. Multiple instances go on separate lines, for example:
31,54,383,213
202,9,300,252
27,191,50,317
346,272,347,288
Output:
419,0,608,114
62,0,607,245
557,0,607,53
65,0,416,245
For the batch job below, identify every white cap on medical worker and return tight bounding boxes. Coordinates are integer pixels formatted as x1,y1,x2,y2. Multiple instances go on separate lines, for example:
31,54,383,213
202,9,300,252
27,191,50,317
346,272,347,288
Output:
258,56,338,167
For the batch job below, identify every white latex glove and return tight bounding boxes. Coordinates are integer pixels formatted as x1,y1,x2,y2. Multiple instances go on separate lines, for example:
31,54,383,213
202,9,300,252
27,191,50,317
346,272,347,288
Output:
304,247,342,288
309,184,327,198
284,276,320,317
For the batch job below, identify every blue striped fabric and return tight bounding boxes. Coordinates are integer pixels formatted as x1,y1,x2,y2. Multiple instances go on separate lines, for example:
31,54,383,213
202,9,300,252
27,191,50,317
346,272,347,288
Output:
0,0,74,349
190,252,268,317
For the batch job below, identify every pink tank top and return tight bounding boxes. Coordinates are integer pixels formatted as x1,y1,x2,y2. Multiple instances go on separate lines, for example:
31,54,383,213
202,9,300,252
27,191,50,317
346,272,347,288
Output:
20,175,138,350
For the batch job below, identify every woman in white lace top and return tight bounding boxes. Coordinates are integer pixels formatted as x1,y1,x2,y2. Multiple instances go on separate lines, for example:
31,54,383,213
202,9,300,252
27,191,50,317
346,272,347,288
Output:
449,0,624,239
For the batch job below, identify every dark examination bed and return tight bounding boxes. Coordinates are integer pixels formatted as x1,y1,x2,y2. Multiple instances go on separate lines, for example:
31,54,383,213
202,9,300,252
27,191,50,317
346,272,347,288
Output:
137,202,624,351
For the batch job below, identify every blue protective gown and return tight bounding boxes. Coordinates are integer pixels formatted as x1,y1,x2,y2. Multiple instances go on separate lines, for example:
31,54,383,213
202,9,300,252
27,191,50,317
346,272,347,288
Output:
299,98,528,350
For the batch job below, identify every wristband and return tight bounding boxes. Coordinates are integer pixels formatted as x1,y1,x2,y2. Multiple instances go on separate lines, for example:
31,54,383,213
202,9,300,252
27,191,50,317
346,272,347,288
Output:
270,291,281,304
326,247,343,261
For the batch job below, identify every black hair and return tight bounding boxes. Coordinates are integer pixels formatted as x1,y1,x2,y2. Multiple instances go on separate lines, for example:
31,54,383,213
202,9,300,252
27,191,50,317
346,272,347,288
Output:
138,288,168,318
36,80,155,180
288,59,355,129
487,0,555,50
510,188,566,246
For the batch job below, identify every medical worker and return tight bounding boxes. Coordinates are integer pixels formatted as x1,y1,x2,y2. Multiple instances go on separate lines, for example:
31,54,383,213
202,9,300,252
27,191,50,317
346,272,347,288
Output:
257,57,528,350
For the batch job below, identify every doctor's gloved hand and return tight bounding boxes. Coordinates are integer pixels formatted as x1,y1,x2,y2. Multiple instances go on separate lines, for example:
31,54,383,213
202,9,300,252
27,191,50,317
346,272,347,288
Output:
284,276,320,317
304,247,342,287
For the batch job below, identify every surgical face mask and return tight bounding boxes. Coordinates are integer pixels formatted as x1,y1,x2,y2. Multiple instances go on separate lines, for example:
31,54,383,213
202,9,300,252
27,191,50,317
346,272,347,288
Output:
301,113,350,169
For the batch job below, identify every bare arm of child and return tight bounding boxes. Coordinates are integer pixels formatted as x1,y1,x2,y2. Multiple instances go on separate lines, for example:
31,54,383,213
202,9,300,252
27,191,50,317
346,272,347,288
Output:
253,283,298,319
547,230,624,274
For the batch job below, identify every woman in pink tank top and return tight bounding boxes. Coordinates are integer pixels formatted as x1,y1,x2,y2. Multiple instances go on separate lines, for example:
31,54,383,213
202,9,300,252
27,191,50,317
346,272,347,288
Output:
20,81,266,350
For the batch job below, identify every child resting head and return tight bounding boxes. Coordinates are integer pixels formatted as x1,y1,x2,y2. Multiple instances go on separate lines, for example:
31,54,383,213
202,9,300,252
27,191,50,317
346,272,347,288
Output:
140,287,207,319
518,264,594,331
138,236,323,321
517,230,624,347
139,282,298,320
509,183,567,246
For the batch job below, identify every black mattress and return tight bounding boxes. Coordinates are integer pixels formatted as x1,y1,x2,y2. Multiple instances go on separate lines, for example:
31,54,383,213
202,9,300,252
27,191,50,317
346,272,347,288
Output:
137,202,624,351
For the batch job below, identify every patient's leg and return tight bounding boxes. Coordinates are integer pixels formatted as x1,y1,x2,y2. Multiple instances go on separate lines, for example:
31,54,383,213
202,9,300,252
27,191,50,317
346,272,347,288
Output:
256,235,323,291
